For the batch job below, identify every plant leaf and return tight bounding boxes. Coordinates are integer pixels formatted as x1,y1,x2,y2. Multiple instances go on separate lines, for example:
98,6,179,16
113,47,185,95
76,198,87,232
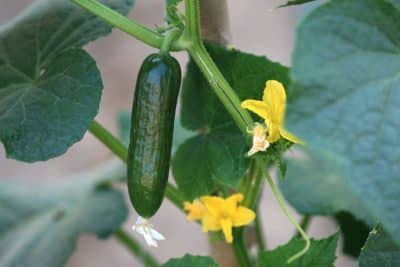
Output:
359,226,400,267
0,170,127,267
281,0,400,245
173,44,289,199
0,0,135,162
258,233,338,267
162,254,220,267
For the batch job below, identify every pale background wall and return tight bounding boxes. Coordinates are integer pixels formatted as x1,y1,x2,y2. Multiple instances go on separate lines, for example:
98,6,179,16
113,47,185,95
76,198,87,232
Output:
0,1,356,266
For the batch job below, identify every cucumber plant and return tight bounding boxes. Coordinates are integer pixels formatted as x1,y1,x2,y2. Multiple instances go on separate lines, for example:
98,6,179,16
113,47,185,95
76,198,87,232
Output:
0,0,399,267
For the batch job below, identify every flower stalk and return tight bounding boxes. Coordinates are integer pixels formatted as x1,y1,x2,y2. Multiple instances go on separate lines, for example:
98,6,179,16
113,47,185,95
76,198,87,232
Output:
257,158,310,263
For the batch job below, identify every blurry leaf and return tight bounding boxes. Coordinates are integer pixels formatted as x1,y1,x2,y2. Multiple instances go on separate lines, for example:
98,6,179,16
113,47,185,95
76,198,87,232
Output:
335,212,370,257
0,0,135,162
0,171,127,267
282,148,372,222
173,44,289,199
385,0,400,9
282,0,400,245
359,226,400,267
279,0,319,8
162,254,220,267
259,233,338,267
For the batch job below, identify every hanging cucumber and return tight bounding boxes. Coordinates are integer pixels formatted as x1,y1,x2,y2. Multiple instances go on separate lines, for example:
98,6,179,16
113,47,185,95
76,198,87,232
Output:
127,53,181,218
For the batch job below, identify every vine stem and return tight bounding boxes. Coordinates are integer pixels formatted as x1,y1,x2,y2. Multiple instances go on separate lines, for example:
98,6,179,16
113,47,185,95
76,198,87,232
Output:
257,158,310,263
70,0,184,50
88,120,185,210
255,208,266,251
296,215,311,238
242,160,266,252
183,0,253,133
232,229,252,267
114,229,160,267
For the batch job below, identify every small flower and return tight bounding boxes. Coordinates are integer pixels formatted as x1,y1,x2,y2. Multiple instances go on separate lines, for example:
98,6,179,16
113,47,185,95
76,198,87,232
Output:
246,123,270,156
241,80,304,144
132,216,165,247
184,199,207,221
184,194,255,243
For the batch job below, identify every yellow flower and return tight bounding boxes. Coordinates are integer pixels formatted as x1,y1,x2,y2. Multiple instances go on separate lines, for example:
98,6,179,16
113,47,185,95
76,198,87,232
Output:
241,80,304,144
184,200,207,221
184,194,255,243
246,123,270,156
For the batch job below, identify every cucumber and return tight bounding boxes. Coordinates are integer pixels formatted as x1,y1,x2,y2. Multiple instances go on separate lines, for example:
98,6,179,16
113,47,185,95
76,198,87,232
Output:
127,53,181,218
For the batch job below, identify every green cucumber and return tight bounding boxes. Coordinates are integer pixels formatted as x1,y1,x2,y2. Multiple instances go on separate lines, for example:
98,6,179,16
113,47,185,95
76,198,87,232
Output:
127,53,181,218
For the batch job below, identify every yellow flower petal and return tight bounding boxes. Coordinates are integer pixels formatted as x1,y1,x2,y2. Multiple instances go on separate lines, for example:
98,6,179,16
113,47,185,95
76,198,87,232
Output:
279,127,305,145
226,193,244,204
221,193,244,216
220,218,233,243
232,207,256,227
201,196,224,217
201,212,221,232
263,80,286,125
240,100,270,121
266,122,281,143
184,200,206,221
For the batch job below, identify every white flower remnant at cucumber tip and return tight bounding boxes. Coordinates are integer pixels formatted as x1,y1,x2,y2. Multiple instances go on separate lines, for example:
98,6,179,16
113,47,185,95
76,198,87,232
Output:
132,216,165,247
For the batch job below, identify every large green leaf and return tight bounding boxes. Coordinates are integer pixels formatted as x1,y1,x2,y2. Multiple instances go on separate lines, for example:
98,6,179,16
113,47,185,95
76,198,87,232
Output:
162,254,220,267
259,233,338,267
281,0,400,245
386,0,400,9
173,44,289,199
359,226,400,267
0,0,135,162
0,165,127,267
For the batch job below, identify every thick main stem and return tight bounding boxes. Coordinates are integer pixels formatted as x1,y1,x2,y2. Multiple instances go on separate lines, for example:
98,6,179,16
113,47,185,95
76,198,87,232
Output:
184,0,253,133
232,229,252,267
257,158,310,263
114,229,160,267
254,209,266,251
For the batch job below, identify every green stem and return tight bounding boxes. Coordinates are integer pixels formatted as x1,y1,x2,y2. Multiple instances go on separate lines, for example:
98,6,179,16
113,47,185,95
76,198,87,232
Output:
89,121,128,162
243,160,263,209
166,183,185,210
254,208,266,251
257,158,310,263
160,29,182,54
232,229,252,267
114,229,160,267
242,160,266,251
70,0,180,50
296,215,311,238
184,0,253,133
88,120,184,211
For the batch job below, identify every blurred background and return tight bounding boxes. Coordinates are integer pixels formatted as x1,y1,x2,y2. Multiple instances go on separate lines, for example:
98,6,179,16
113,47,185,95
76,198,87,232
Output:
0,0,355,266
